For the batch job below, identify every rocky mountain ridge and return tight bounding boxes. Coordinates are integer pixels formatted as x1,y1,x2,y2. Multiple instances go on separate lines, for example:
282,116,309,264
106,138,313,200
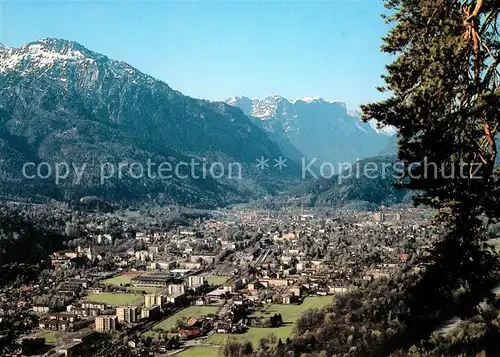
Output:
0,38,294,206
226,95,395,166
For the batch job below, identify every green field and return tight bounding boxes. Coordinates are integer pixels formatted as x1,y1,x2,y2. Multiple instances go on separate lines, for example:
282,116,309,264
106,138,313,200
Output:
176,346,219,357
206,295,333,347
145,306,220,336
38,331,61,344
102,275,133,286
126,286,160,293
206,276,229,286
101,273,161,293
83,293,143,306
208,326,293,345
252,295,334,321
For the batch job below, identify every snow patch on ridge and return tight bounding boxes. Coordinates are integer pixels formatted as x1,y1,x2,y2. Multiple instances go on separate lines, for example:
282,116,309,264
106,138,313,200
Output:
0,40,93,73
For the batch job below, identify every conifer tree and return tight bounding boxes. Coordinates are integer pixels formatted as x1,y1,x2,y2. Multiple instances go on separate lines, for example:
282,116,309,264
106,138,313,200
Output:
362,0,500,352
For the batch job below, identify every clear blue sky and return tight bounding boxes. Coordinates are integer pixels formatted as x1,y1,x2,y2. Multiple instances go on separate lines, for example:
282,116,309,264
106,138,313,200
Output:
0,0,390,109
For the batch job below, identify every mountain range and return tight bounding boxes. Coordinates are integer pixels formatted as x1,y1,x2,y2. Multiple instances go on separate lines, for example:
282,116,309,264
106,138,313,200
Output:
0,38,297,206
0,38,400,207
226,95,396,167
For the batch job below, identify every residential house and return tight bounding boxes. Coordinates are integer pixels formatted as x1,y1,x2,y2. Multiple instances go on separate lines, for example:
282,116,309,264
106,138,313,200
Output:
32,306,50,314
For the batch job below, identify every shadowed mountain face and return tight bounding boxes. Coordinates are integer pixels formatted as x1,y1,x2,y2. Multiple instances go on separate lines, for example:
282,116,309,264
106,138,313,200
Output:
226,95,395,166
0,38,293,206
374,135,500,165
290,155,413,209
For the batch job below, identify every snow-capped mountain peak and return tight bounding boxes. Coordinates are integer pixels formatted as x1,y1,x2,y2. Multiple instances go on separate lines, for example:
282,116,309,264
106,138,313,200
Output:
250,95,293,119
226,96,254,116
292,97,346,105
293,96,326,104
0,38,157,89
0,38,99,74
226,94,396,164
349,108,397,136
369,120,398,136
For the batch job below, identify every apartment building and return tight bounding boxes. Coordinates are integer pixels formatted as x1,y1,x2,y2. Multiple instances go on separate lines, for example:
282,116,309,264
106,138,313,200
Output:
95,315,117,332
187,276,205,289
168,284,186,296
140,305,160,320
116,306,138,323
144,294,163,308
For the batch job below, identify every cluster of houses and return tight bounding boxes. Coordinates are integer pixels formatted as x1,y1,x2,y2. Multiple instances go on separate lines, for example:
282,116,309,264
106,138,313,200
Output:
10,205,435,356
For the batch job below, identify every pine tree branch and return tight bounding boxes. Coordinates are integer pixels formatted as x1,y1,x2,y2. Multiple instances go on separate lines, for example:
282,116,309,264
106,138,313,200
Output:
483,57,500,88
466,0,484,21
479,9,498,35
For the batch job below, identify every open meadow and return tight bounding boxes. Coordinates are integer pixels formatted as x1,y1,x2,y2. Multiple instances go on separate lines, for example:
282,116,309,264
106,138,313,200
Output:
206,276,229,286
251,295,333,321
83,292,143,306
144,306,220,337
101,272,161,293
206,295,333,347
37,331,61,344
176,346,219,357
101,274,134,286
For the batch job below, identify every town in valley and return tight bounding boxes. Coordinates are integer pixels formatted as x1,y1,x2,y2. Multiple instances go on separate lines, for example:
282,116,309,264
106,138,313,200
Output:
1,201,437,357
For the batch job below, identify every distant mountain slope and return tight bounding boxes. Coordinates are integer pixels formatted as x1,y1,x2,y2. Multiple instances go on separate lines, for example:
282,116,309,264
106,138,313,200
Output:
297,150,499,209
378,135,399,156
0,39,294,206
376,135,500,164
226,95,394,166
291,155,412,208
